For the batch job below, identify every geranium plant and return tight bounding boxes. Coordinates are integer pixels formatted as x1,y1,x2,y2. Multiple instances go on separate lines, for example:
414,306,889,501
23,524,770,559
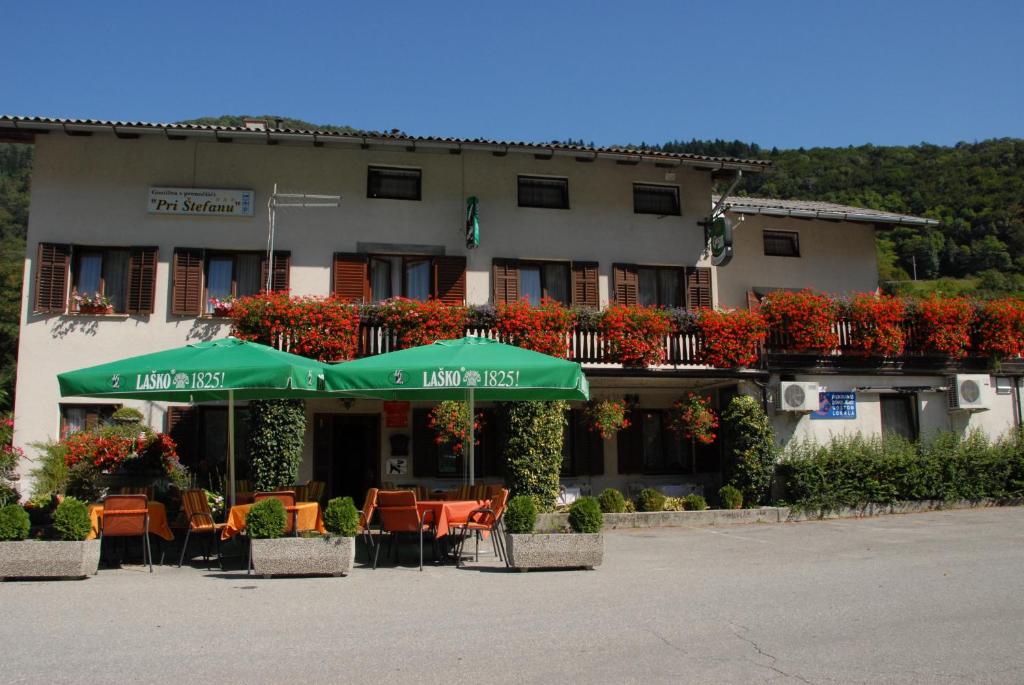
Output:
63,430,181,475
909,296,973,357
667,393,719,445
976,298,1024,359
584,399,630,440
761,289,839,352
597,304,672,367
378,298,467,349
73,291,112,314
696,308,767,368
429,401,483,455
495,298,575,358
208,296,236,317
846,293,906,357
230,292,361,361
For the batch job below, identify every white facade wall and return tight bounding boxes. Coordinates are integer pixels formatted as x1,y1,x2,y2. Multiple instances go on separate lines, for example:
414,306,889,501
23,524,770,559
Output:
716,213,880,308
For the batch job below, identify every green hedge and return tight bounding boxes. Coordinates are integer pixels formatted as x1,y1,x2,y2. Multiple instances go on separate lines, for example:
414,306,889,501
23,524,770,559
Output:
597,488,626,513
0,504,29,541
722,395,778,506
718,485,743,510
503,495,537,534
635,488,666,512
246,498,287,539
323,497,359,537
53,497,91,541
779,430,1024,513
248,400,306,491
500,401,567,510
568,496,603,533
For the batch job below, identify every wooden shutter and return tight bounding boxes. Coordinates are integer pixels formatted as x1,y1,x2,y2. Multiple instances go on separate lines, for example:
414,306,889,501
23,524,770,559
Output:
433,255,467,305
412,408,436,477
612,263,638,305
685,266,712,309
35,242,71,313
571,261,599,308
126,247,158,314
616,410,644,475
332,253,369,303
260,251,291,293
492,259,520,305
171,248,204,315
746,290,762,310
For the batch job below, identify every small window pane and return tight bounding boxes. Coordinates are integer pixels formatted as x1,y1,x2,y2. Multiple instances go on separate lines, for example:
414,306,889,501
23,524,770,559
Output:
518,176,569,209
763,230,800,257
236,254,261,297
658,269,680,307
368,166,421,201
104,249,129,312
638,268,658,306
543,263,570,303
634,184,680,215
77,252,102,296
206,257,233,312
520,266,542,306
405,260,431,301
370,258,393,303
62,407,87,437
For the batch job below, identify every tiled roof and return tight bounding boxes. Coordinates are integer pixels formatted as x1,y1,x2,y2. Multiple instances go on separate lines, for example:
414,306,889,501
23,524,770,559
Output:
0,115,773,172
715,195,938,226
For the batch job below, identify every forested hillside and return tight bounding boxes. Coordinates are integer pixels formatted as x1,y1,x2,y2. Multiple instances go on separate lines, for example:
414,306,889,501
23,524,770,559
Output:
0,118,1021,409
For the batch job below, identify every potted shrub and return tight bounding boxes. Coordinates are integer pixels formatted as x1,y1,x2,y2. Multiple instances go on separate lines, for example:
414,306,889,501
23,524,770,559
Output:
503,495,604,571
0,497,100,580
635,488,666,512
597,488,626,513
719,485,743,510
247,496,358,578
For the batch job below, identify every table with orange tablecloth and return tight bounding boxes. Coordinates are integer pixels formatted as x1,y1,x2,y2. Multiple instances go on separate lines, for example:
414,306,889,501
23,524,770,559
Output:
221,502,325,540
87,502,174,541
416,500,487,539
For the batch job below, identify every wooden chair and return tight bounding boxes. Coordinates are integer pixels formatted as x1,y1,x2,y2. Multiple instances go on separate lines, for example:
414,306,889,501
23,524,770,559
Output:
485,484,505,499
358,487,378,554
373,490,436,571
177,489,227,570
306,480,326,504
118,485,156,500
454,488,509,567
235,480,254,504
470,483,488,500
291,484,310,502
100,494,154,573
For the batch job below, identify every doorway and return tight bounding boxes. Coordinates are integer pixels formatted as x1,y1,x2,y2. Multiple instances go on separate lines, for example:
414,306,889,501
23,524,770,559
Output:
313,414,380,502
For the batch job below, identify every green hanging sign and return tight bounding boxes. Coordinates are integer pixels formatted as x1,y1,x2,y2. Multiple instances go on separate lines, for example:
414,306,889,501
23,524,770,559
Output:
710,215,733,267
465,195,480,248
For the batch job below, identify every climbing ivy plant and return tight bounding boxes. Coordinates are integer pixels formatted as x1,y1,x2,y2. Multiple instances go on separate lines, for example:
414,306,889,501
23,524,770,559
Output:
248,399,306,491
499,401,567,511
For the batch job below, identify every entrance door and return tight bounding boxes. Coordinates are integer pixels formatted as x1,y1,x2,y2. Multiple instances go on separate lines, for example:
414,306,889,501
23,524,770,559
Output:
313,414,380,502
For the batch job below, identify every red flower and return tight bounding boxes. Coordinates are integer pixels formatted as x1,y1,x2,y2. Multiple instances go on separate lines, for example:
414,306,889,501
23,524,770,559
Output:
696,308,767,368
597,305,672,368
846,294,906,357
761,290,839,352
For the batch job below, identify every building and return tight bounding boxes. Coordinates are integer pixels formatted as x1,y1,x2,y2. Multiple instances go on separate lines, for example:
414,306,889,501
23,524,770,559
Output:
2,115,1021,503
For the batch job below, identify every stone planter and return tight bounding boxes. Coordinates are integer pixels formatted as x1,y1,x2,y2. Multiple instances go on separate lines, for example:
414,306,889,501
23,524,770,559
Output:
250,536,355,578
504,533,603,571
0,540,101,580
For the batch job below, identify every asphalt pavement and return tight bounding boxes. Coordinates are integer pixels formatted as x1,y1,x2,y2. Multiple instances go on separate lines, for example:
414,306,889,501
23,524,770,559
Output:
3,507,1024,684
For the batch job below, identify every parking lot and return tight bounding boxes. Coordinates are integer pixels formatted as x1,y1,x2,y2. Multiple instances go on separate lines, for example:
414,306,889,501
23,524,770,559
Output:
4,506,1024,684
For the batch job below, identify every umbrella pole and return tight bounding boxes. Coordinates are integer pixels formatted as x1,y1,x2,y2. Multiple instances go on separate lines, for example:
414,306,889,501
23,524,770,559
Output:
468,387,475,486
228,389,236,509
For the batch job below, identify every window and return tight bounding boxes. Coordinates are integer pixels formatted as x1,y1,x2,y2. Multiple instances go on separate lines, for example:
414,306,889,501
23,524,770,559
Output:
880,394,918,441
562,409,604,477
204,252,262,313
35,244,157,315
367,166,421,201
633,183,680,215
518,176,569,209
172,249,288,316
619,408,720,476
637,267,682,307
493,260,594,307
167,406,251,488
411,408,499,479
72,248,129,312
333,254,467,305
763,230,800,257
60,404,119,438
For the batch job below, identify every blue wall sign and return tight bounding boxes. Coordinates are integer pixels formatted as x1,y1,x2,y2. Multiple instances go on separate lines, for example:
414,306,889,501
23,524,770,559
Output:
811,391,857,420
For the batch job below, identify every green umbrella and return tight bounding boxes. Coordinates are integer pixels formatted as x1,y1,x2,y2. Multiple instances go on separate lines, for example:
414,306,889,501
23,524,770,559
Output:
323,336,589,484
57,337,330,506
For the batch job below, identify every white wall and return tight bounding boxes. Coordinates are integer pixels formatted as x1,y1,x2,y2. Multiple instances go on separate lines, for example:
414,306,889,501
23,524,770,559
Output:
716,213,880,308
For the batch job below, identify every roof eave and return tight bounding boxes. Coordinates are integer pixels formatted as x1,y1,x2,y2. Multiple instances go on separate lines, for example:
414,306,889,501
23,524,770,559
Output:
724,205,939,227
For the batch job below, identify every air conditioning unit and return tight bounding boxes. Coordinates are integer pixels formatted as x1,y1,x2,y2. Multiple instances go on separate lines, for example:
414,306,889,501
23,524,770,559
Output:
947,374,991,412
775,381,820,412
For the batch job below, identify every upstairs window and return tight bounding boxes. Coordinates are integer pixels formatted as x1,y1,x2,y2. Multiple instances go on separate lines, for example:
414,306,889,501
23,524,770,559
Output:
60,404,119,438
763,230,800,257
633,183,680,215
518,176,569,209
637,266,682,307
73,248,129,312
171,248,289,316
35,243,158,315
518,261,570,305
367,166,421,201
204,252,263,313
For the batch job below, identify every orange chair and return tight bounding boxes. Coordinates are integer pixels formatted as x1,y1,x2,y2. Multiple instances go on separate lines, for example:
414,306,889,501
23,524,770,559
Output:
470,483,488,500
291,484,310,502
358,487,379,552
485,484,505,499
373,490,436,571
177,489,227,570
253,491,298,535
119,485,156,500
454,489,509,567
100,494,154,573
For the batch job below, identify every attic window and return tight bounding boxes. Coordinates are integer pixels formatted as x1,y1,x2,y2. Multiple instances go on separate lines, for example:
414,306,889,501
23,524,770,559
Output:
367,166,422,201
518,176,569,209
763,230,800,257
633,183,680,215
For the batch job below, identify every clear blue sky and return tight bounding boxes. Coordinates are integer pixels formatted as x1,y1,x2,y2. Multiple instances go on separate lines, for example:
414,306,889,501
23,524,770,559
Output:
5,0,1022,149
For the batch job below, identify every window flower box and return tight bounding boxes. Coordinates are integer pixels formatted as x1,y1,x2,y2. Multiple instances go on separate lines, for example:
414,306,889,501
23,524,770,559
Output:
72,292,113,316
